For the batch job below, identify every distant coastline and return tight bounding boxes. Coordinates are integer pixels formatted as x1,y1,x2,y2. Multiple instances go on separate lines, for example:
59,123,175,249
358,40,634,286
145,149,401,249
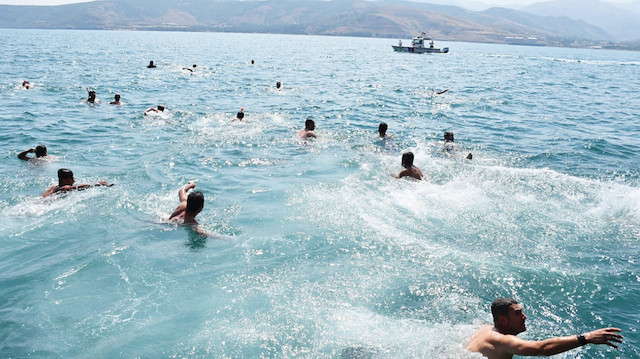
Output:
1,0,639,52
2,26,637,52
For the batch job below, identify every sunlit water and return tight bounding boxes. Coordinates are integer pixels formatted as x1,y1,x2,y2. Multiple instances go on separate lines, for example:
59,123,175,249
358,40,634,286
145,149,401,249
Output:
1,29,639,358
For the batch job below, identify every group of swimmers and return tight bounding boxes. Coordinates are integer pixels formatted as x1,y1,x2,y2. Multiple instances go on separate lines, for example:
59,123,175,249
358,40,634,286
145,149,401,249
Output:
17,59,286,231
19,146,204,229
18,61,625,357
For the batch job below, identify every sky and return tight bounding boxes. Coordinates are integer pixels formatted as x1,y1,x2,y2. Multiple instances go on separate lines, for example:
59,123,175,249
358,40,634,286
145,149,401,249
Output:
0,0,633,7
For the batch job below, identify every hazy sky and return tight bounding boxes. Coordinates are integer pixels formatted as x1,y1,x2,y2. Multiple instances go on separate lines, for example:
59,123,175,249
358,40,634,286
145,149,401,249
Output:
0,0,633,6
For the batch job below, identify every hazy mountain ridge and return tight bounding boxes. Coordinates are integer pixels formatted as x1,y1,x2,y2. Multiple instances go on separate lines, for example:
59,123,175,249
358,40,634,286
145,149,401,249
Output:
523,0,640,41
0,0,634,46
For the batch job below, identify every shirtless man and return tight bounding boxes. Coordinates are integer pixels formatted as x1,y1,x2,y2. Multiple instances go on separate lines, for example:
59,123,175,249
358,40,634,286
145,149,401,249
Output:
147,61,157,68
144,105,165,115
43,168,112,198
397,152,423,180
235,108,245,121
109,94,122,105
378,122,388,138
444,131,454,143
22,81,32,89
169,181,204,225
467,297,623,359
299,118,317,138
18,145,47,161
86,89,97,103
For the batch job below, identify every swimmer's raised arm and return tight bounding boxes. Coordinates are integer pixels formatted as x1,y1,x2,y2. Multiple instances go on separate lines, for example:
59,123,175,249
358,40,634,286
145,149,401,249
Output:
18,148,36,161
178,181,196,202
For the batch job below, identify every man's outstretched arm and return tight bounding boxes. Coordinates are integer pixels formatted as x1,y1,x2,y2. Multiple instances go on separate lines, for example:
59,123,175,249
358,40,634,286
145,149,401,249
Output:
497,327,623,356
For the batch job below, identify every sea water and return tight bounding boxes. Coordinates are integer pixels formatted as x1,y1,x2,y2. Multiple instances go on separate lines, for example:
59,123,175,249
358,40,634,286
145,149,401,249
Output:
0,29,639,358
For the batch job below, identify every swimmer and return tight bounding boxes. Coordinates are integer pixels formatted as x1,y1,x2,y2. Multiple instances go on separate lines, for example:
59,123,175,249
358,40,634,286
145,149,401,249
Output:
169,181,204,225
435,89,449,95
144,105,165,115
42,168,112,198
86,88,96,103
276,81,282,89
183,64,197,72
467,297,623,359
235,108,245,121
251,60,255,65
444,131,454,143
109,94,122,105
18,145,47,161
147,61,157,68
22,81,32,89
397,152,423,180
467,153,473,160
378,122,388,138
299,118,317,138
443,131,456,152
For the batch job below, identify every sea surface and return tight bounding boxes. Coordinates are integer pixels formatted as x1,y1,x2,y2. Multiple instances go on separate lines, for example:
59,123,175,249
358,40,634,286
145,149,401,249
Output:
1,29,639,358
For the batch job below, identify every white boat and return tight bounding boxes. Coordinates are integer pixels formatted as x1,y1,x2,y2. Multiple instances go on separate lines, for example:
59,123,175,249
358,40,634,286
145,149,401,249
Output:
392,33,449,54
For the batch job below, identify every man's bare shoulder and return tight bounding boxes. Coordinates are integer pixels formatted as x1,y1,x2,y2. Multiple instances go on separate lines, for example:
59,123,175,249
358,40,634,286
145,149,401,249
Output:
467,326,515,359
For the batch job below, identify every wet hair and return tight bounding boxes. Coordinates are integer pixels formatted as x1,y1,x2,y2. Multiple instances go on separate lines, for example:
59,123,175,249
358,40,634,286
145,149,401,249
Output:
491,297,518,323
114,94,121,100
401,152,414,168
276,81,282,89
57,168,73,185
251,60,255,64
186,191,204,213
237,109,245,119
157,105,165,111
444,131,454,142
378,122,388,136
305,118,315,130
35,145,47,157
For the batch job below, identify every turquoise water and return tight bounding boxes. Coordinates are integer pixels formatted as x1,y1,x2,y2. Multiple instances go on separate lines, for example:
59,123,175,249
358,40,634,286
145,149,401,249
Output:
1,29,639,358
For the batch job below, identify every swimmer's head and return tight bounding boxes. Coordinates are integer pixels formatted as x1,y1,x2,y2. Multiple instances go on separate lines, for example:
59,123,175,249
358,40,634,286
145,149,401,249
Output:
114,94,121,101
193,64,197,68
276,81,282,89
305,118,315,131
149,61,154,65
491,297,525,334
186,191,205,214
237,109,245,119
444,131,454,142
251,60,255,64
157,105,165,112
57,168,74,186
467,153,473,160
35,145,47,157
22,81,30,86
378,122,388,136
401,152,414,168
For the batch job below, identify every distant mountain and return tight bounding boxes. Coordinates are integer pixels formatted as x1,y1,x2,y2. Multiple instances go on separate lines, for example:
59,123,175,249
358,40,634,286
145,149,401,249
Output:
0,0,619,44
617,0,640,15
523,0,640,41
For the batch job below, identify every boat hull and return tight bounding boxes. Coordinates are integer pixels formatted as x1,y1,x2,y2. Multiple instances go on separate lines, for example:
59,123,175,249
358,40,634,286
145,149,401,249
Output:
392,45,449,54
